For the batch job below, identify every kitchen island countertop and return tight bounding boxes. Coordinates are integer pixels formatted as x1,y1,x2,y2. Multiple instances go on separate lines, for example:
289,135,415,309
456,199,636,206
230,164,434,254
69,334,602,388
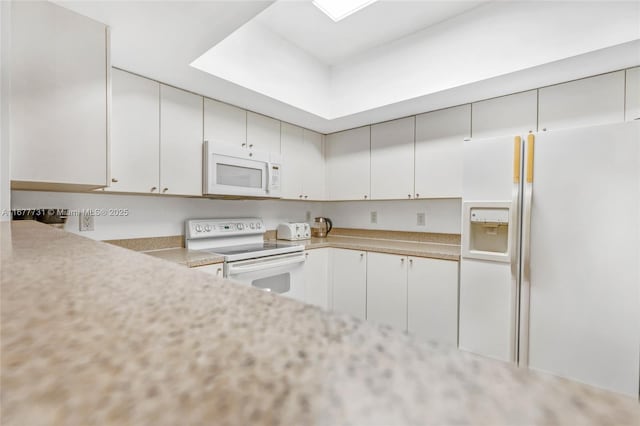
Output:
2,221,639,425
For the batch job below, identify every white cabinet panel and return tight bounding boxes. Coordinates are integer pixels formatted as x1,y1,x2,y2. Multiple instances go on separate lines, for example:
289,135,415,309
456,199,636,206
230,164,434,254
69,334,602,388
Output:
415,105,470,198
203,98,246,148
370,117,415,200
303,249,330,309
10,0,108,188
302,129,325,200
280,123,305,200
625,67,640,121
110,69,159,193
326,127,370,200
472,91,537,139
407,257,458,346
160,85,203,196
538,71,625,131
366,252,408,330
281,124,325,200
331,249,367,320
247,112,281,153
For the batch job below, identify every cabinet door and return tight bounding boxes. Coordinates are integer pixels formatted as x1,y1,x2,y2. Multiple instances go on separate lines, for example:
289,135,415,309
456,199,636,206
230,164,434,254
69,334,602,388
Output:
366,252,408,330
370,117,415,200
110,69,160,193
625,67,640,121
247,112,281,153
203,98,246,148
538,71,625,131
415,105,470,198
331,249,367,319
325,127,371,201
160,85,203,196
303,249,330,309
407,257,459,346
10,0,108,188
472,91,537,139
280,123,305,200
302,129,325,200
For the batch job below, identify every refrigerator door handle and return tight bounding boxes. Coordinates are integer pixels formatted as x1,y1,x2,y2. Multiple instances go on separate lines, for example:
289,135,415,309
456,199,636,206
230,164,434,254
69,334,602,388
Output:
518,133,535,367
510,136,523,363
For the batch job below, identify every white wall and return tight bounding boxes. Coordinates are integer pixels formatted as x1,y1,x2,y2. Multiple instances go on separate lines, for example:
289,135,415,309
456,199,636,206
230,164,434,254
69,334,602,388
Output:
11,191,322,241
323,199,461,234
11,191,462,240
0,0,11,221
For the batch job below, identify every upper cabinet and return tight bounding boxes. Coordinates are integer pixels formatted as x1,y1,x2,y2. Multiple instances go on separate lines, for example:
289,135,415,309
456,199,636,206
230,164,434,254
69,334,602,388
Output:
325,127,371,200
415,105,470,198
247,112,281,153
625,67,640,121
370,117,415,200
160,85,203,196
203,98,246,148
472,91,538,139
110,69,160,194
538,71,625,131
302,129,325,200
10,0,109,190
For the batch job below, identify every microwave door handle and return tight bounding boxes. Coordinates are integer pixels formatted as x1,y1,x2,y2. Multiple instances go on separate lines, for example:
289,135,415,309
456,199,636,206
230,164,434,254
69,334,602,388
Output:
265,162,272,193
227,254,305,275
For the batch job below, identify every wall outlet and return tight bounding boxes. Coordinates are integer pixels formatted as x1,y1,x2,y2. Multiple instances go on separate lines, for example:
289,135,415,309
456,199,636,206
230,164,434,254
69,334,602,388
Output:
305,211,311,222
417,212,426,226
370,211,378,224
79,213,94,232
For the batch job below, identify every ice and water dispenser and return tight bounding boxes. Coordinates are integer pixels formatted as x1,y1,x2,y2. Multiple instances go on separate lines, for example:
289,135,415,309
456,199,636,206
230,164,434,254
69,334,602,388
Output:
462,202,512,263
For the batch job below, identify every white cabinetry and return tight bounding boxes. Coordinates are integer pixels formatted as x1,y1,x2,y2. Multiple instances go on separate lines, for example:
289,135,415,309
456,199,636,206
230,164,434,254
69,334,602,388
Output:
203,98,246,147
247,112,281,153
331,249,367,319
303,249,330,309
538,71,625,131
326,127,371,200
10,0,109,189
625,67,640,121
415,105,470,198
370,117,415,200
160,85,203,196
408,257,459,346
281,123,325,200
366,252,408,330
110,69,159,193
472,91,538,139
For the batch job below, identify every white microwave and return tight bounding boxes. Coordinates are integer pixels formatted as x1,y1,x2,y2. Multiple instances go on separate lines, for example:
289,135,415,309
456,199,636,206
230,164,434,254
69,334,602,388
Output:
203,141,282,198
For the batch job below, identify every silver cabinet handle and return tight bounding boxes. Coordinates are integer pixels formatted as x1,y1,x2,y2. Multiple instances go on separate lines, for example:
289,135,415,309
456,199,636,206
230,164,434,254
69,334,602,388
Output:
360,253,364,258
305,252,309,257
409,259,413,265
242,143,247,147
111,178,118,183
415,193,419,198
162,188,168,193
249,144,254,148
364,195,368,199
408,194,411,198
401,258,405,263
249,153,253,157
299,195,303,198
304,195,308,199
151,186,157,192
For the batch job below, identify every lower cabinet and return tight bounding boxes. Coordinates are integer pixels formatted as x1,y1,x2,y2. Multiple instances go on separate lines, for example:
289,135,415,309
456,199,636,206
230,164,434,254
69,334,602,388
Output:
328,248,459,346
331,248,367,320
366,252,408,330
303,249,330,309
407,257,459,346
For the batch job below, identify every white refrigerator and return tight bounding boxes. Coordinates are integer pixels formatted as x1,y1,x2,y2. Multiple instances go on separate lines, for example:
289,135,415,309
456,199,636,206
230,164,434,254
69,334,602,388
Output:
459,121,640,396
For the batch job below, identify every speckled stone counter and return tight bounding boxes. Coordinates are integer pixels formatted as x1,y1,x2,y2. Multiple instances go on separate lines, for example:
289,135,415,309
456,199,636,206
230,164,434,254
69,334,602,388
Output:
278,236,461,261
2,221,639,425
142,247,224,267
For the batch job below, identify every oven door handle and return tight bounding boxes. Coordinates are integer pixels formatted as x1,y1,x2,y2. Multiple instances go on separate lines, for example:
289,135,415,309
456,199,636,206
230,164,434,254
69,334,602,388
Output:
227,253,306,275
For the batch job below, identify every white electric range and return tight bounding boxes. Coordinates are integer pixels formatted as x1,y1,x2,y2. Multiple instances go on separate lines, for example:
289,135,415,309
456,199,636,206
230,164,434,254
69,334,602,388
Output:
185,218,306,300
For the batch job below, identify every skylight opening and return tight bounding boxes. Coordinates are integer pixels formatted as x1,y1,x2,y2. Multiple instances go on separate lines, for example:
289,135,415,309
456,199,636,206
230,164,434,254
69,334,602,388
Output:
312,0,378,22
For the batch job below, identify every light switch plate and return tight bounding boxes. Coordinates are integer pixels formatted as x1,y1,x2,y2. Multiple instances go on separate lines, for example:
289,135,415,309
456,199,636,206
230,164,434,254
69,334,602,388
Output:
370,211,377,224
417,212,426,226
79,213,94,232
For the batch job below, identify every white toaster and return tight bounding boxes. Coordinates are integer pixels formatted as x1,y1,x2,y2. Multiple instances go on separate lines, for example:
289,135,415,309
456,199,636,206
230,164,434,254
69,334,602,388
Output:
276,223,311,241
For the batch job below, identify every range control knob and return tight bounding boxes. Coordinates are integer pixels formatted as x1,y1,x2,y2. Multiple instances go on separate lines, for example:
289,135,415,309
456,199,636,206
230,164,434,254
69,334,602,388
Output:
204,225,212,232
237,223,244,230
195,225,203,232
256,222,262,229
249,223,255,229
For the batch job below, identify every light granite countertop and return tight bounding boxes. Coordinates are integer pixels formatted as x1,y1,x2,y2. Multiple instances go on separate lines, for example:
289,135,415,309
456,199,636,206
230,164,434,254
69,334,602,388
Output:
143,247,224,267
2,221,639,425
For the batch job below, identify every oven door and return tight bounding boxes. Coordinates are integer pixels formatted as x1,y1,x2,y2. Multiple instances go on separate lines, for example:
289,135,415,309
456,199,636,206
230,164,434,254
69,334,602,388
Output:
224,252,306,302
